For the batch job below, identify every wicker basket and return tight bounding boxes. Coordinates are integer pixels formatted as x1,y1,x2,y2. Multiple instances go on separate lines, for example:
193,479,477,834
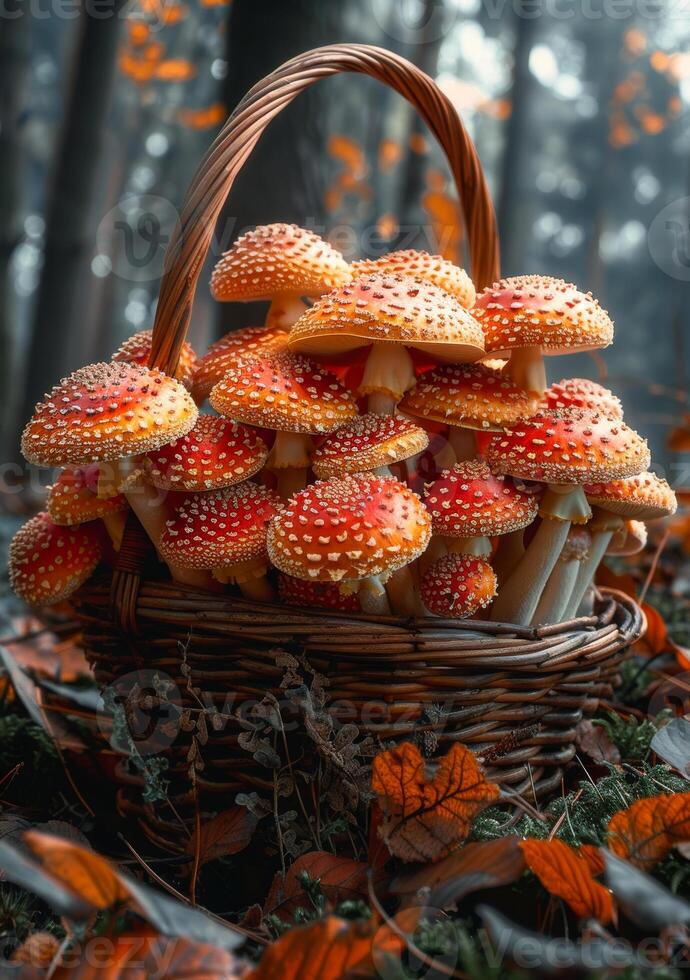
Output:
75,44,644,853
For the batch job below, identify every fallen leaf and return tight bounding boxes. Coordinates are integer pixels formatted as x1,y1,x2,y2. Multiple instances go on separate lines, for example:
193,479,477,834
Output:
247,915,375,979
579,844,606,877
391,837,525,910
595,564,638,600
24,830,129,909
187,806,257,866
371,742,500,863
520,838,614,923
264,851,377,920
575,720,621,765
651,717,690,777
608,793,690,870
603,850,690,930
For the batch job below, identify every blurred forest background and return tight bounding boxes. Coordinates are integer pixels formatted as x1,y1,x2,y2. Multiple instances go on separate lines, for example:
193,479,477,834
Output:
1,0,689,481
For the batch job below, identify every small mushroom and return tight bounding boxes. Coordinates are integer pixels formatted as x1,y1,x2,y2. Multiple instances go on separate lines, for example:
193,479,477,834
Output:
192,323,288,404
289,272,485,414
541,377,623,418
278,574,361,613
473,276,614,396
607,519,647,556
420,554,497,619
210,223,350,329
47,465,128,550
312,414,429,480
531,525,592,625
350,250,476,308
9,512,103,606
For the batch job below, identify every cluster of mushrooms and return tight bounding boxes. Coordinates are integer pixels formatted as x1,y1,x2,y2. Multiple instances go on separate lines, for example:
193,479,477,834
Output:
10,224,678,626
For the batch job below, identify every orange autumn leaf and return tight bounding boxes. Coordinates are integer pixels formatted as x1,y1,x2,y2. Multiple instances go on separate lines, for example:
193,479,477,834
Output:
177,102,226,129
328,135,367,178
520,838,614,924
264,851,376,921
247,915,374,979
24,831,129,909
594,563,637,600
154,58,196,82
608,793,690,870
372,742,499,863
579,843,605,878
127,21,150,45
378,139,402,171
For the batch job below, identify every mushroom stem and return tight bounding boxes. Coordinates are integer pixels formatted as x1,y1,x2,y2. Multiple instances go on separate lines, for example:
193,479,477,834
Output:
265,295,307,330
358,588,391,615
563,527,617,620
268,432,312,498
493,529,526,585
101,511,126,551
490,517,570,625
360,343,416,415
448,427,477,462
434,440,457,472
276,468,308,500
504,346,547,396
419,536,448,577
385,565,421,617
531,555,582,625
449,535,492,558
213,558,276,602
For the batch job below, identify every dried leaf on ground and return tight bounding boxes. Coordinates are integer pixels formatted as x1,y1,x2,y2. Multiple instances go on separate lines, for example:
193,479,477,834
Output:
608,792,690,870
264,851,379,920
575,720,621,765
247,915,375,979
651,717,690,777
24,830,129,909
520,838,615,924
186,806,257,866
371,742,500,863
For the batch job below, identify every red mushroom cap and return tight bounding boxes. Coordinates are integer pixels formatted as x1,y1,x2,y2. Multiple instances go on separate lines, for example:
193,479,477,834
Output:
141,415,268,492
583,471,677,520
210,223,350,302
350,250,475,308
159,482,281,570
424,460,539,539
112,330,197,390
21,362,198,466
288,273,485,361
421,554,497,618
487,409,650,484
277,574,361,613
192,324,288,403
47,466,128,525
9,512,103,606
542,378,622,418
312,414,429,479
267,474,431,584
473,276,613,355
400,363,537,431
209,352,358,434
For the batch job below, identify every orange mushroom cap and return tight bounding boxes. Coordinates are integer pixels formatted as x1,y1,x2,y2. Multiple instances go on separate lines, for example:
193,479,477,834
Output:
487,409,650,484
47,466,128,525
278,574,361,613
192,324,288,403
267,474,431,584
21,362,198,467
424,460,539,539
350,250,476,308
608,519,647,556
141,415,268,492
400,363,537,431
473,276,613,356
210,223,350,303
288,273,485,361
112,330,197,390
542,378,623,418
209,352,358,434
583,471,677,520
159,482,281,570
9,512,103,606
421,554,497,618
312,414,429,479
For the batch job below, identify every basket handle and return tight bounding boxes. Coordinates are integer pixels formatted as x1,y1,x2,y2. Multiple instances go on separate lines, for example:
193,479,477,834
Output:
148,42,500,376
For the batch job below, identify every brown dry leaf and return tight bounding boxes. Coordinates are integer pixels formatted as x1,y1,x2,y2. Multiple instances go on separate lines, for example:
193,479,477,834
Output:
575,720,621,765
24,830,128,909
264,851,377,920
608,793,690,870
247,915,375,979
7,616,90,681
520,839,615,924
371,742,500,863
187,807,257,867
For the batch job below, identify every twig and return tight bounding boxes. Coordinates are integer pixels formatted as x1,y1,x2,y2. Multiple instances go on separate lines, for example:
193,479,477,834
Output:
638,528,669,605
190,780,201,907
502,791,548,823
549,788,584,841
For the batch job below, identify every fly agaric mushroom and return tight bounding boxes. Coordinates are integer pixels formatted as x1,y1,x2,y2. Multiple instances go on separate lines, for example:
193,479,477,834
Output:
9,512,103,606
47,465,128,549
159,482,282,601
350,250,476,308
112,330,197,390
209,352,358,497
487,409,650,625
423,460,539,566
420,554,497,619
141,415,268,493
400,362,537,463
210,223,350,329
288,273,485,414
21,361,199,582
531,525,592,625
473,276,613,396
267,473,431,615
277,574,361,613
191,323,288,403
312,414,429,479
542,378,623,418
607,518,647,556
563,471,676,618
